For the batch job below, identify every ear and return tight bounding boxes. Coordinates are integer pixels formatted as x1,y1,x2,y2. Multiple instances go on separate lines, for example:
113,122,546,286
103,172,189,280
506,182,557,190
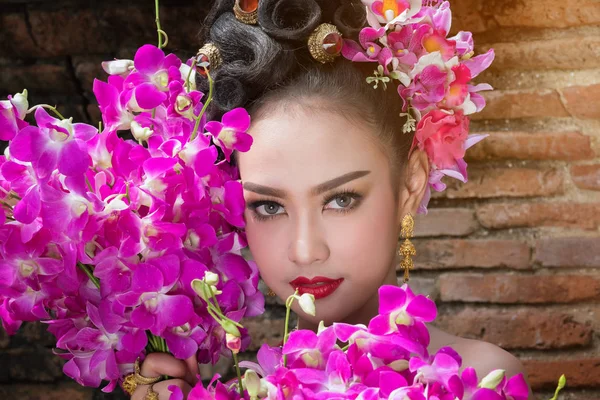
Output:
396,149,430,222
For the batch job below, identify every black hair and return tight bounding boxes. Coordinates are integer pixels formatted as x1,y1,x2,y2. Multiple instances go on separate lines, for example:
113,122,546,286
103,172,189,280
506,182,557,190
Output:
197,0,414,171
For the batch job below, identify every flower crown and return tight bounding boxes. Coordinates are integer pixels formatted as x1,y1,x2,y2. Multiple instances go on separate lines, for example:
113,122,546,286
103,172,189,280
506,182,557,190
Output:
341,0,495,214
199,0,494,214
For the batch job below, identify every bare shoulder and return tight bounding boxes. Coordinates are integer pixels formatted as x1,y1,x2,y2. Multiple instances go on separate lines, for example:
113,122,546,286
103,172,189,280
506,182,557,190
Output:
455,338,528,380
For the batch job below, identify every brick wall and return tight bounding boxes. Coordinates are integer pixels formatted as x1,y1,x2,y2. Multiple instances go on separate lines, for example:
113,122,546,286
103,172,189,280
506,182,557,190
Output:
0,0,599,399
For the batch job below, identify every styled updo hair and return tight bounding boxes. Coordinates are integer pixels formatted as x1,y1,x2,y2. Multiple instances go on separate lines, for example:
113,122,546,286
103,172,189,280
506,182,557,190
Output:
198,0,414,173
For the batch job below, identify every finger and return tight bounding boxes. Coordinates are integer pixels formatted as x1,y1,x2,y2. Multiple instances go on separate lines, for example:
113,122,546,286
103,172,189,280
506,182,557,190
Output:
183,353,200,385
131,383,149,400
140,353,189,379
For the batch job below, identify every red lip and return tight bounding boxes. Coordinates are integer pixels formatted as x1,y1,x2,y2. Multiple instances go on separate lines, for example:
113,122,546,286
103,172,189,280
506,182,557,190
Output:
289,276,344,300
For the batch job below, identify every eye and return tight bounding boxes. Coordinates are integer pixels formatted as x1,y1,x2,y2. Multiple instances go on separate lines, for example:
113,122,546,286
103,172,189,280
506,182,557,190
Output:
324,192,360,210
253,201,285,217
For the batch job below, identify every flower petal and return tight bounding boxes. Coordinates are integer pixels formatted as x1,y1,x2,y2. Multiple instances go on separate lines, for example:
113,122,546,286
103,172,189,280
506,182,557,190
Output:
58,140,90,176
135,83,168,110
134,44,165,75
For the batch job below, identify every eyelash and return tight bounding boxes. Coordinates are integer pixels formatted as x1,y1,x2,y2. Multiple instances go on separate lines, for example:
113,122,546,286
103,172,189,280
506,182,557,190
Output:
247,190,363,222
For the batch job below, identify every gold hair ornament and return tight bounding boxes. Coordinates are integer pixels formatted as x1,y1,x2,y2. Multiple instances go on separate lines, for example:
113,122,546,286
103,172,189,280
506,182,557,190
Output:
196,43,223,76
233,0,259,25
308,23,343,64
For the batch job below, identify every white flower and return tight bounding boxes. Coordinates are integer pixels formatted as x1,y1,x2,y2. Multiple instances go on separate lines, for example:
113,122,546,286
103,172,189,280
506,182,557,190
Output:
130,121,154,141
204,271,220,286
479,369,505,389
298,293,316,316
101,59,134,76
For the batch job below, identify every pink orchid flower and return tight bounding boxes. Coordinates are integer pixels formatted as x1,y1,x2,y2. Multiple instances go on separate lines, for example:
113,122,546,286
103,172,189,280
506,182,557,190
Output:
124,44,182,110
9,107,97,178
0,90,28,141
204,108,253,161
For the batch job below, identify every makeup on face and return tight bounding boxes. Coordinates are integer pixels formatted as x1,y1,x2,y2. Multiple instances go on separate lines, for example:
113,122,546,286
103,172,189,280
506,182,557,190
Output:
239,105,401,325
289,276,345,299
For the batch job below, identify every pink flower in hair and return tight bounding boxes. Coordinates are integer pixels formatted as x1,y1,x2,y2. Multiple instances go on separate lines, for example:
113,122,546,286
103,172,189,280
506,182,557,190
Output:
412,110,487,214
362,0,423,27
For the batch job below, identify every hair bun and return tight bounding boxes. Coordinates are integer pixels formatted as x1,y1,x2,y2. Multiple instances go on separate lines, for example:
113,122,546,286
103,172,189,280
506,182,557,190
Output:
212,75,248,112
333,2,367,38
258,0,322,41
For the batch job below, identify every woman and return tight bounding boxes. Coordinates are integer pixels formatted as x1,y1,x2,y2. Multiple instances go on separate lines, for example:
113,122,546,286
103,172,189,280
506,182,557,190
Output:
132,0,529,397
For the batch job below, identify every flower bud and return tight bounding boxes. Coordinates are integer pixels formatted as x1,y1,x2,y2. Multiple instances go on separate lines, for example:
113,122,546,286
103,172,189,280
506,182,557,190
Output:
479,369,505,389
388,359,409,372
191,279,222,302
298,293,316,316
219,319,241,337
130,121,154,141
203,271,219,286
226,333,241,354
10,89,28,119
243,370,261,399
101,59,134,76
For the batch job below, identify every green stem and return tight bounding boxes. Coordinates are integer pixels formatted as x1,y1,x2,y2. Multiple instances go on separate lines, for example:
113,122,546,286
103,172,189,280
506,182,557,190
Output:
190,68,214,142
26,104,65,120
282,295,296,367
186,59,197,93
155,0,162,49
232,352,244,395
549,375,566,400
77,262,100,289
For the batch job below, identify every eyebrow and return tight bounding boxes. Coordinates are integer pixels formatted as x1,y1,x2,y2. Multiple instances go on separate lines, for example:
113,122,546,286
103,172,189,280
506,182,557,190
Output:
243,170,371,199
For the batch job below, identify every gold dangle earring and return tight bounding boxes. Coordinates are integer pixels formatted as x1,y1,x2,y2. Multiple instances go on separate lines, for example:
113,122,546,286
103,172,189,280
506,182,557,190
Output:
267,288,276,297
399,214,416,283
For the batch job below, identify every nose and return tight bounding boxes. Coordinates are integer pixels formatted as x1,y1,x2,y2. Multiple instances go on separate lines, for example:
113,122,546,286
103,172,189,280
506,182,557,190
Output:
288,213,330,266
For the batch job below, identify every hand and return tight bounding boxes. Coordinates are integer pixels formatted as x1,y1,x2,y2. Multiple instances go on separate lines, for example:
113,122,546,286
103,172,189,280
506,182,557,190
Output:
131,353,199,400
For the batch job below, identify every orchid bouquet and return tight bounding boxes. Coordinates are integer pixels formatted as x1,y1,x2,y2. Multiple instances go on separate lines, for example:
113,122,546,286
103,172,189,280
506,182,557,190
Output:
0,18,262,393
170,285,535,400
342,0,496,214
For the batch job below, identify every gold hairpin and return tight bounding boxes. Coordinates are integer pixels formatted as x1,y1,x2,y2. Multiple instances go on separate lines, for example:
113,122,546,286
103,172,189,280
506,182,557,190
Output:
233,0,259,25
196,43,222,76
308,23,343,64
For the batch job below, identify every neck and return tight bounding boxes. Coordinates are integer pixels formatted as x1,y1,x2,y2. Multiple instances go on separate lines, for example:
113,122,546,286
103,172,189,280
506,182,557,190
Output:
296,264,399,332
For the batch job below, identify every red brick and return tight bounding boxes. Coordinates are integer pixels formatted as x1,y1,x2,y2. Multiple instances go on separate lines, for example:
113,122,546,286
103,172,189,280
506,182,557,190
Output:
0,62,77,96
412,239,530,270
436,307,593,350
28,9,111,57
0,382,92,400
400,276,438,299
4,347,65,382
0,13,41,58
563,84,600,119
571,164,600,191
0,328,9,349
72,56,108,98
476,203,600,230
474,90,569,120
535,237,600,268
493,0,600,29
533,391,600,400
441,168,565,199
479,37,600,71
439,273,600,303
451,0,600,32
243,316,286,351
523,357,600,389
466,131,595,162
414,208,480,237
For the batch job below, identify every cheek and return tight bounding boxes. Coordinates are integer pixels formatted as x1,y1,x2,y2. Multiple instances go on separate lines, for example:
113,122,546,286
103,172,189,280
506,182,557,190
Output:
244,212,289,283
328,189,398,279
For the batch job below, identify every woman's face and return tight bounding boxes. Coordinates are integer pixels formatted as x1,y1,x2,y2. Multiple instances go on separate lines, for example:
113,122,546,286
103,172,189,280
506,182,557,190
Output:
238,102,403,325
